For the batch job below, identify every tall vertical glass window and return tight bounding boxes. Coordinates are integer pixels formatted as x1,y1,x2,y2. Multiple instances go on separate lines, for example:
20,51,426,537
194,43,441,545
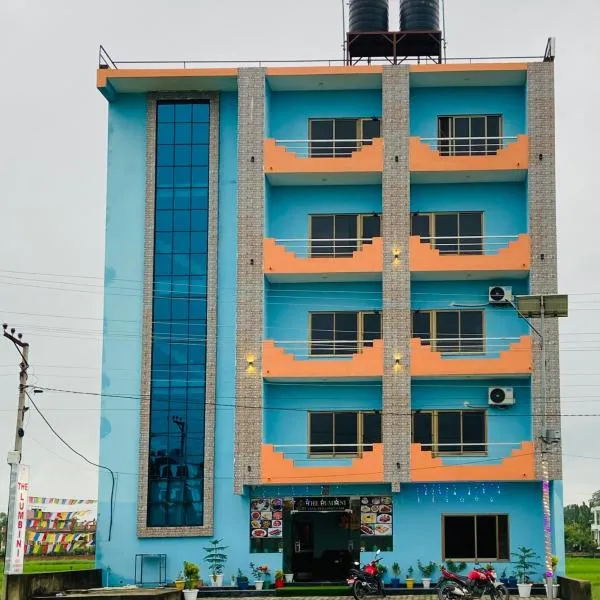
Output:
147,101,210,527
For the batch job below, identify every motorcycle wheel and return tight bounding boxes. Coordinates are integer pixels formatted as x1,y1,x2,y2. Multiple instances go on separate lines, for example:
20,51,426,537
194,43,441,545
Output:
353,581,367,600
492,585,509,600
437,584,453,600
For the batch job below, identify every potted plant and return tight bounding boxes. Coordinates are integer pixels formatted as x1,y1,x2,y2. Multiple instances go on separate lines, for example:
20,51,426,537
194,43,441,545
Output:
377,563,388,584
390,562,401,588
511,546,541,598
250,562,270,590
275,570,285,589
175,571,185,591
406,566,414,589
545,556,560,598
284,572,294,584
417,560,437,589
236,569,249,590
445,560,467,574
183,562,200,600
203,539,228,587
499,568,509,585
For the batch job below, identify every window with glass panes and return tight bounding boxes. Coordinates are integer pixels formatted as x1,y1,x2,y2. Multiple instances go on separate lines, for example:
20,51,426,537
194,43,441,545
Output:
412,310,484,353
310,311,381,356
148,101,210,528
412,410,486,454
310,213,381,257
438,115,502,156
309,118,381,157
411,212,483,255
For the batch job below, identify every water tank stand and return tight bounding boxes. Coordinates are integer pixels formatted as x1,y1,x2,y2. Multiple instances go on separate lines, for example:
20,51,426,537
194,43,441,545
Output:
346,30,442,65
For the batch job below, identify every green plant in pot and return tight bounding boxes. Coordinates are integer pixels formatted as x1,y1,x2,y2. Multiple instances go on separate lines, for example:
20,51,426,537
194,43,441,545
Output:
390,562,401,588
546,556,560,598
417,560,437,589
377,563,388,584
406,566,414,589
203,539,228,588
183,562,200,600
236,569,249,590
511,546,541,598
445,560,467,574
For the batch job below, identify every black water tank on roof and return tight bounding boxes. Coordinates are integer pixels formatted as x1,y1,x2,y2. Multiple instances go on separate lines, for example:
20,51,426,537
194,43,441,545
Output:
400,0,440,31
349,0,389,33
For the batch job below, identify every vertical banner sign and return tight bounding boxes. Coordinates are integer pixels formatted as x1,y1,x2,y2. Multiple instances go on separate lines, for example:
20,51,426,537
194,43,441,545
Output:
5,465,30,574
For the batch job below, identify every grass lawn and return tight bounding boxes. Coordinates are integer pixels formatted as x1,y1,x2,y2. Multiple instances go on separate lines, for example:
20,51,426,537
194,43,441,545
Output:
566,557,600,600
0,558,95,593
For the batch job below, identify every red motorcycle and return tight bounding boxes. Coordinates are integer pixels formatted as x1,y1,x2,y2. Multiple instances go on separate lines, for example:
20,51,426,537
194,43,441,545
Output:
437,565,509,600
347,549,385,600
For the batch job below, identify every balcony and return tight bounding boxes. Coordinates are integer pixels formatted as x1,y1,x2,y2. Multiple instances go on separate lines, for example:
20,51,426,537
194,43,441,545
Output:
410,336,532,378
262,339,383,381
410,442,535,482
264,137,383,186
410,234,530,280
261,443,384,484
409,135,528,183
264,237,383,282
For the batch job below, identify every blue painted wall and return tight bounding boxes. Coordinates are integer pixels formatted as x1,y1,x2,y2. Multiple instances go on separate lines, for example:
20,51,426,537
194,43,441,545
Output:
410,86,526,139
411,279,530,357
411,182,527,253
267,184,382,246
551,481,566,575
412,378,532,463
265,281,382,352
267,90,382,140
264,382,382,466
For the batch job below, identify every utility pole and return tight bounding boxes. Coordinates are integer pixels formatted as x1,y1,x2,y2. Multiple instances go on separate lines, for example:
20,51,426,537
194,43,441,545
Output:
2,323,30,591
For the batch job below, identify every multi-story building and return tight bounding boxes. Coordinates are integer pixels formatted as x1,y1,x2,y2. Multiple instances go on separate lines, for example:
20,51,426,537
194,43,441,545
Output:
95,23,565,585
592,506,600,548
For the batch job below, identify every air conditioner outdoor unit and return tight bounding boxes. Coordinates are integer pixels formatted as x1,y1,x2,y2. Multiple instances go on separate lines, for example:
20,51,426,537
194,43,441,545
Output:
488,387,515,407
489,286,513,305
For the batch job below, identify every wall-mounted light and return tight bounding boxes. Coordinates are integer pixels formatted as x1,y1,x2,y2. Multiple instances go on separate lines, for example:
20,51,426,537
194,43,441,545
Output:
392,248,401,266
246,354,256,374
393,353,403,372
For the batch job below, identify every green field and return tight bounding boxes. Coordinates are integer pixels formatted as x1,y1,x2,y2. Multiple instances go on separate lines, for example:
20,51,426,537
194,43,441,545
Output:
566,557,600,600
0,559,95,593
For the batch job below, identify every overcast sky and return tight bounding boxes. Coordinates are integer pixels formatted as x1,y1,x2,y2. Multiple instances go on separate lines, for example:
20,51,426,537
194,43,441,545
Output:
1,0,599,511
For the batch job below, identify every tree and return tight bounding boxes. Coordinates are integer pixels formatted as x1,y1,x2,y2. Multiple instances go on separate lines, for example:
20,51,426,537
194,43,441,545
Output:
565,522,597,553
0,512,7,553
564,502,592,527
590,490,600,508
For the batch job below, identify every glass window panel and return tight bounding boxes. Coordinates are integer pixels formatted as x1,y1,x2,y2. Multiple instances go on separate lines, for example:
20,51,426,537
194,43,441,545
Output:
411,214,431,238
174,123,192,144
438,117,451,155
310,413,334,454
362,412,381,452
192,123,209,144
157,123,174,145
189,298,207,318
173,210,191,232
413,412,433,451
470,117,486,155
156,189,173,210
147,503,167,527
189,276,207,291
462,411,486,453
311,313,334,355
487,116,501,154
334,215,358,256
173,189,191,211
174,145,192,167
460,311,484,352
436,311,460,352
171,276,190,296
335,312,358,355
156,167,174,188
157,104,175,122
434,214,459,255
172,254,190,275
190,254,208,276
189,343,207,366
173,232,190,254
412,311,431,342
191,232,208,254
498,515,509,559
174,166,191,188
310,120,334,157
454,118,470,155
191,209,208,232
191,144,209,166
362,312,381,348
175,103,193,122
155,232,173,254
171,298,189,320
362,118,381,141
335,119,358,157
155,210,173,232
334,412,358,455
459,213,483,255
157,145,174,166
170,344,188,365
310,215,334,257
154,254,172,277
361,214,381,240
192,103,209,122
191,166,209,187
437,412,462,453
444,516,475,559
191,187,209,209
152,340,170,365
476,516,498,559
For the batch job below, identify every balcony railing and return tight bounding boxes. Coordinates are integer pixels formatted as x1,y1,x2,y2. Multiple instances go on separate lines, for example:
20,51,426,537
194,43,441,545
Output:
419,136,519,156
273,138,378,158
273,339,380,358
413,336,522,356
271,442,378,460
416,234,521,256
274,237,377,259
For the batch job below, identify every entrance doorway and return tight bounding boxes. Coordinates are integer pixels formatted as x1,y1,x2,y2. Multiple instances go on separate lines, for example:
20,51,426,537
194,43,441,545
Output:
288,510,359,582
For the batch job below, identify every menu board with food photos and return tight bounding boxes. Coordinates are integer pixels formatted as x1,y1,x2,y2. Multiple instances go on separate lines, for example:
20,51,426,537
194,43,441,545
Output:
250,498,283,539
359,496,392,537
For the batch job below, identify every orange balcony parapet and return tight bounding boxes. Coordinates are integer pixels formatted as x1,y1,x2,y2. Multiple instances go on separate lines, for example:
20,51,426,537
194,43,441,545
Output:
261,443,384,484
410,336,532,377
410,442,535,481
264,138,384,175
409,135,528,173
264,237,383,277
262,339,383,379
409,234,531,276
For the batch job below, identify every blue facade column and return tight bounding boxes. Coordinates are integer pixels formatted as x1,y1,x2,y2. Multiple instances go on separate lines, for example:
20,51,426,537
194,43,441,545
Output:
551,480,565,576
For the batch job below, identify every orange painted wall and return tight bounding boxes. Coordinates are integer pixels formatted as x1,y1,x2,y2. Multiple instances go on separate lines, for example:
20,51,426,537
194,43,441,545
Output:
264,237,383,275
410,63,528,74
409,234,530,273
409,135,528,172
262,339,383,379
264,138,384,174
410,336,532,377
410,442,535,481
261,443,384,484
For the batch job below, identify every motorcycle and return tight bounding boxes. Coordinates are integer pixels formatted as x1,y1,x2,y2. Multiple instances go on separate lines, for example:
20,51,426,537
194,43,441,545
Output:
437,565,509,600
347,549,386,600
